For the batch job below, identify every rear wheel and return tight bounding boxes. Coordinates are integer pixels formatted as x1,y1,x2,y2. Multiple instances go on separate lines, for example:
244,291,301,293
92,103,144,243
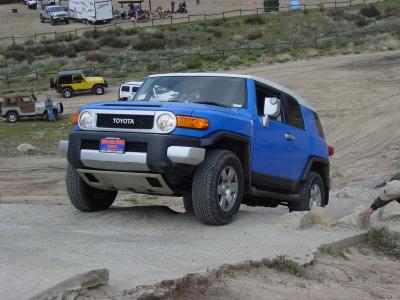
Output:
66,164,117,212
192,150,244,225
51,18,56,26
62,88,74,98
6,111,18,123
40,15,44,23
93,85,105,95
289,171,326,212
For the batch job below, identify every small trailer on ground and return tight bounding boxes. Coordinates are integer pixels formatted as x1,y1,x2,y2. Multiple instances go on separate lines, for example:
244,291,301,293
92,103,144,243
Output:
68,0,113,24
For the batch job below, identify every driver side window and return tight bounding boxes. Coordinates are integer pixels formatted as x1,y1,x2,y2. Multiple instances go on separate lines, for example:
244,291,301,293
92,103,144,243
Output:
255,82,283,122
73,75,84,83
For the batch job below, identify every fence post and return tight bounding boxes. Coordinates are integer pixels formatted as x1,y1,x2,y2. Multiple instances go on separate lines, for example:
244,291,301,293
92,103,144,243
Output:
34,34,37,43
188,15,190,22
6,74,9,87
335,1,337,9
204,14,206,21
349,0,352,6
256,8,259,15
239,8,242,17
222,12,225,20
12,35,15,44
171,16,173,24
35,71,39,81
114,23,117,30
151,18,154,26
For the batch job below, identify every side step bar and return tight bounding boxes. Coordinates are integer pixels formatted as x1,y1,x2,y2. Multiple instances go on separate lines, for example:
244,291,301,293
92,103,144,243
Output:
250,187,300,202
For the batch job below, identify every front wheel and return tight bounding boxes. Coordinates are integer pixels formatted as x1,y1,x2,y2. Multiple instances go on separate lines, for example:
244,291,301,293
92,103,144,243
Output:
192,150,244,225
6,111,18,123
289,171,326,212
93,85,105,95
66,165,117,212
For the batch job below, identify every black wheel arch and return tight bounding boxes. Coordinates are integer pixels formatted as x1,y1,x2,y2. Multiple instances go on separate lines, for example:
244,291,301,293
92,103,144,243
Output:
301,157,330,204
200,132,251,193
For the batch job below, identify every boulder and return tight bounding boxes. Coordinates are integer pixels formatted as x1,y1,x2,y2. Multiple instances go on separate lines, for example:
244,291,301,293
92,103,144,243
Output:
17,143,34,152
299,206,337,229
338,206,371,229
377,201,400,221
28,269,109,300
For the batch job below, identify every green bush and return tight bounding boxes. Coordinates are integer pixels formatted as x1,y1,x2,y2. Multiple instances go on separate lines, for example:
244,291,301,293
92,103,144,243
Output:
125,28,138,36
360,4,381,18
247,31,263,40
185,56,203,69
72,38,96,52
244,15,265,25
84,50,108,62
133,38,166,51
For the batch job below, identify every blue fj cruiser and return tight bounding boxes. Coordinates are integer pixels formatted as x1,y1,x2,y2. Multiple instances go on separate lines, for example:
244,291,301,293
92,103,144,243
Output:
60,73,333,225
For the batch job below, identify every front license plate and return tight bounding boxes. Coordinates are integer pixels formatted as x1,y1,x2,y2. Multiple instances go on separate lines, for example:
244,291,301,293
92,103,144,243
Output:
100,138,125,154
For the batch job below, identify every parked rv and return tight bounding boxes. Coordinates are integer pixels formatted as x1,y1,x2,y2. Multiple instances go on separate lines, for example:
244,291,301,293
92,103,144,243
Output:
68,0,113,24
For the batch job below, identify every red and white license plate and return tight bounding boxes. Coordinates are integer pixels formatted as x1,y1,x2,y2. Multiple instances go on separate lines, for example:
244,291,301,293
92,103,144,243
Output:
100,138,125,154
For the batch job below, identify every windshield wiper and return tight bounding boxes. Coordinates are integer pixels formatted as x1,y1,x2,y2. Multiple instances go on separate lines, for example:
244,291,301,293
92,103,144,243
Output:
193,101,228,108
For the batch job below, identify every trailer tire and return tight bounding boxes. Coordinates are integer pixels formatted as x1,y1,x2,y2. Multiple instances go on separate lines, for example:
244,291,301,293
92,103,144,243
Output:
66,164,117,212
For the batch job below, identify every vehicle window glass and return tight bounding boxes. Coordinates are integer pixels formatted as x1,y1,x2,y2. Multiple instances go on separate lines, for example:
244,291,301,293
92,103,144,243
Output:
73,75,84,82
121,86,130,92
135,77,246,108
312,111,325,138
285,95,305,130
9,98,17,105
131,86,139,92
255,82,283,122
21,97,32,103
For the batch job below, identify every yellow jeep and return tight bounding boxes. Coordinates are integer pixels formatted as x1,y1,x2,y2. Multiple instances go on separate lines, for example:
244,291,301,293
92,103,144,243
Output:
50,70,108,98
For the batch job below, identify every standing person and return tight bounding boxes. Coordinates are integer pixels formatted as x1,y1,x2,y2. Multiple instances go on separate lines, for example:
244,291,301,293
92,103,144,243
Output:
171,1,175,13
360,173,400,218
45,95,55,122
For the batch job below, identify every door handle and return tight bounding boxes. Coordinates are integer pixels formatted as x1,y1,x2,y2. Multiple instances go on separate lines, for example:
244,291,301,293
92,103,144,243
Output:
284,133,296,141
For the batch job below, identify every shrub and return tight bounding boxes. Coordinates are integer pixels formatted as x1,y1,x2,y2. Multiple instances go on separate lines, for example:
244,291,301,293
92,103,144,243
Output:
133,38,166,51
360,4,381,18
185,56,203,69
247,31,263,40
225,54,242,66
210,18,224,27
354,15,370,27
125,28,138,36
167,36,188,48
171,62,186,72
106,37,130,48
244,15,265,25
84,50,108,62
5,50,27,61
72,38,96,52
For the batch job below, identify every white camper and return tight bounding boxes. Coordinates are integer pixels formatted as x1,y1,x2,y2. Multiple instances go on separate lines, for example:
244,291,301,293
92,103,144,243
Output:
69,0,113,24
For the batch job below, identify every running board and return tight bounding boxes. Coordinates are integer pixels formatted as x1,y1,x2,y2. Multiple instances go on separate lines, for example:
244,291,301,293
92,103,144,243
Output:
250,187,300,202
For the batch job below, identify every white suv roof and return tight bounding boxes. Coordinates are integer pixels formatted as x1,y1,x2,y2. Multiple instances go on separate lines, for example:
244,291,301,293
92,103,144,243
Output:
149,73,312,109
121,81,143,86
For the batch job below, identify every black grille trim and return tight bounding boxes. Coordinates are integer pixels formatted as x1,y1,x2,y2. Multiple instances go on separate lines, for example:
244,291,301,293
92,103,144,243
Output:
80,140,147,153
96,114,154,129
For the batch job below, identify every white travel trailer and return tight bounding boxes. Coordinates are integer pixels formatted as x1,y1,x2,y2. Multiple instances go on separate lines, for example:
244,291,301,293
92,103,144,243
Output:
69,0,113,24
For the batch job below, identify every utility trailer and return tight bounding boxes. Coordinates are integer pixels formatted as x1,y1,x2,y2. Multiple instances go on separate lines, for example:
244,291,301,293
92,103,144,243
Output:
69,0,113,24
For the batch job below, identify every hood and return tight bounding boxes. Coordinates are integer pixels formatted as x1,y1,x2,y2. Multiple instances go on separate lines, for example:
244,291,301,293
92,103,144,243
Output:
86,77,105,83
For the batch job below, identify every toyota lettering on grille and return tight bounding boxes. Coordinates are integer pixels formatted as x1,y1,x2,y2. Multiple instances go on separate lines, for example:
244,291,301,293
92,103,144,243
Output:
113,117,135,125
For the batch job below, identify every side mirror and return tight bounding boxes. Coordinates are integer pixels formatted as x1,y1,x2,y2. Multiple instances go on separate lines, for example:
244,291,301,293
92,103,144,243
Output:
262,97,281,128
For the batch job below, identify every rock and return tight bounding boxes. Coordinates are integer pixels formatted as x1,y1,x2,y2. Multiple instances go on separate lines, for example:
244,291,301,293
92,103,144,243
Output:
280,211,309,228
377,201,400,221
336,191,352,198
28,269,109,300
17,143,34,152
338,206,371,230
299,206,337,229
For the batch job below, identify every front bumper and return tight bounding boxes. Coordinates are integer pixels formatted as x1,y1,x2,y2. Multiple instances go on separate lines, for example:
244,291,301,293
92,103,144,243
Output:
60,131,205,175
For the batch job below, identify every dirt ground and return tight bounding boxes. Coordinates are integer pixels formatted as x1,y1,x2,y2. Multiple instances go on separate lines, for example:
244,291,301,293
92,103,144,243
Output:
171,245,400,300
0,0,372,40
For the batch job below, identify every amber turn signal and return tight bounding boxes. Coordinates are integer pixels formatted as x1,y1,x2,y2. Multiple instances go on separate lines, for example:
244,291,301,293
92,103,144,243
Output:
176,115,210,130
71,112,80,125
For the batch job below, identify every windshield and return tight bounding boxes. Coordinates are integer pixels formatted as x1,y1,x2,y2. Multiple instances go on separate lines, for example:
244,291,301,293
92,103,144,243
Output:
50,7,67,12
134,76,246,108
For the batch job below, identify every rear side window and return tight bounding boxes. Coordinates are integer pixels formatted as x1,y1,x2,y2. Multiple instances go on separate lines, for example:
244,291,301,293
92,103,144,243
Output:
131,86,139,92
285,95,304,130
121,86,130,92
312,111,325,138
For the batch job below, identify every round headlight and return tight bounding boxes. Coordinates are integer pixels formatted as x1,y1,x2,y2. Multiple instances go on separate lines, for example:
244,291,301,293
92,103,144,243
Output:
78,111,93,129
157,113,175,132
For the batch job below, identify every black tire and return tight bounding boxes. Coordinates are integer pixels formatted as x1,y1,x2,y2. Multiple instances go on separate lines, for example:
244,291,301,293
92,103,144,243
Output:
65,19,69,24
183,194,194,213
6,111,18,123
51,18,56,26
66,164,117,212
93,85,105,95
289,171,326,212
192,150,244,225
40,15,44,23
62,87,74,98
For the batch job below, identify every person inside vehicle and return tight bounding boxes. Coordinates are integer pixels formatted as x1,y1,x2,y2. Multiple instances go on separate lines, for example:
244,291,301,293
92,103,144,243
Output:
360,174,400,218
45,95,55,122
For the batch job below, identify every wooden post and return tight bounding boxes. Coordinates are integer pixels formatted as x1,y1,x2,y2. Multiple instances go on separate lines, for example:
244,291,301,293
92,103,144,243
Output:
12,35,15,44
34,34,37,43
6,74,9,87
239,8,242,17
170,16,173,24
151,18,154,26
188,15,190,22
35,71,39,81
204,14,206,21
148,0,152,13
